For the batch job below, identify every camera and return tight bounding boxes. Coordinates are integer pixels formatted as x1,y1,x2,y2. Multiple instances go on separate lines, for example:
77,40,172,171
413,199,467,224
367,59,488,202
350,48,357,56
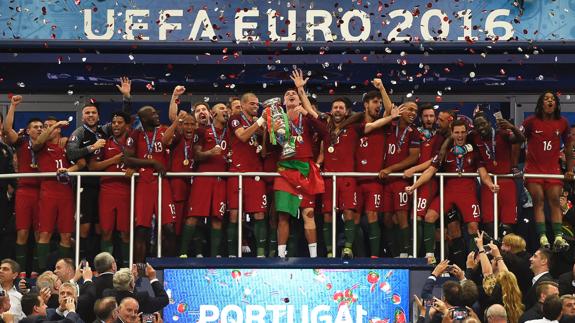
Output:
451,307,469,320
136,263,147,277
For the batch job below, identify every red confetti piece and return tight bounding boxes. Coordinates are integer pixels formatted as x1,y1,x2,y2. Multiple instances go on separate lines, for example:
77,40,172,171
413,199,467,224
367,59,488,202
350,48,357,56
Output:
7,93,13,99
74,0,81,5
175,98,181,104
376,72,382,78
499,69,506,75
329,89,335,95
41,7,47,15
89,98,96,104
362,56,368,62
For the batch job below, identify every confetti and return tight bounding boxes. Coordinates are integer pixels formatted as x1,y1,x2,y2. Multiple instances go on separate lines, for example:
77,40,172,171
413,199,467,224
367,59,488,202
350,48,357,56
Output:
17,82,25,88
469,72,476,78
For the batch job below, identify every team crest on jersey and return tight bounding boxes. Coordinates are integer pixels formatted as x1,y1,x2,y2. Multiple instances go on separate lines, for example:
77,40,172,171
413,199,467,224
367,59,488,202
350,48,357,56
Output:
70,135,77,142
193,134,199,143
126,137,134,146
555,129,560,136
231,119,240,127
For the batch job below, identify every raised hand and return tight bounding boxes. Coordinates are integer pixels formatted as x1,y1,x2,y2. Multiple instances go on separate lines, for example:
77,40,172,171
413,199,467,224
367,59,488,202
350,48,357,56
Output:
92,139,107,150
372,78,384,91
10,95,22,106
290,69,309,89
390,105,405,119
116,76,131,97
405,185,415,195
173,85,186,97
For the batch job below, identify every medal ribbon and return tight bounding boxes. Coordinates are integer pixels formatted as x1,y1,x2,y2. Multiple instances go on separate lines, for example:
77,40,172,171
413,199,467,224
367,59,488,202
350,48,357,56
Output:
211,124,227,146
240,113,258,145
143,127,158,156
28,137,37,166
452,145,466,172
290,113,303,142
396,125,410,149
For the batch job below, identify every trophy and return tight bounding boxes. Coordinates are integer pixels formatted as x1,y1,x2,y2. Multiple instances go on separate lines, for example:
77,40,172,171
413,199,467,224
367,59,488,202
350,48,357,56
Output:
263,98,296,159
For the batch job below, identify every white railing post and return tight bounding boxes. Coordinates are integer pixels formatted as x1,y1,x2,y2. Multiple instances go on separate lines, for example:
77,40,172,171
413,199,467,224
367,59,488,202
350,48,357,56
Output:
75,175,82,266
493,175,499,240
331,175,337,258
129,175,135,267
439,175,445,261
412,176,418,257
238,175,243,258
157,174,162,258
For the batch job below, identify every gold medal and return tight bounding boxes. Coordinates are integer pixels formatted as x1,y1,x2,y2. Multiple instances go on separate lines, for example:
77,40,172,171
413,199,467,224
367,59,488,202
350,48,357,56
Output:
146,154,153,159
183,159,190,166
256,145,262,153
328,146,334,153
30,163,38,169
297,135,303,143
493,160,498,166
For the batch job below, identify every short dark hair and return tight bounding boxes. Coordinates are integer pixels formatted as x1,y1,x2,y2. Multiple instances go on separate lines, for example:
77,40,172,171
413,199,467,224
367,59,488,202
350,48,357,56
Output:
536,281,559,300
82,102,100,114
362,91,382,104
111,111,131,124
1,258,20,274
542,295,563,320
45,116,58,122
94,297,118,321
331,97,353,110
450,119,468,130
419,103,435,114
460,280,479,307
56,258,75,271
537,248,553,266
21,292,41,316
27,118,43,127
440,109,457,120
442,280,463,307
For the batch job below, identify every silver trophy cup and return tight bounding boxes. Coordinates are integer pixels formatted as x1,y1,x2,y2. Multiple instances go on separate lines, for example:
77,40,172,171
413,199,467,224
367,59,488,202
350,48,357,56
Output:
263,97,296,159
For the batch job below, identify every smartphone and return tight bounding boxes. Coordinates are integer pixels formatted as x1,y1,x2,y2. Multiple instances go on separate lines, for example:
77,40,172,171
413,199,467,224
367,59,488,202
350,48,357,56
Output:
424,298,435,307
142,313,154,323
493,111,503,121
136,263,147,277
451,307,469,320
0,290,5,297
447,265,455,271
80,259,87,269
483,245,492,253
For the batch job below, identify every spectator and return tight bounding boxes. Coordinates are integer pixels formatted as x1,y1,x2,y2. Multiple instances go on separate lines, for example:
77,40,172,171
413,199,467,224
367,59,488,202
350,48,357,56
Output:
0,292,14,323
525,248,554,309
94,297,118,323
520,281,560,323
53,259,76,285
116,298,139,323
103,264,168,314
428,280,463,323
47,282,83,323
35,272,60,308
486,304,508,323
560,295,575,323
460,280,479,308
525,295,563,323
93,252,117,299
558,263,575,296
20,291,82,323
0,259,25,321
501,233,533,296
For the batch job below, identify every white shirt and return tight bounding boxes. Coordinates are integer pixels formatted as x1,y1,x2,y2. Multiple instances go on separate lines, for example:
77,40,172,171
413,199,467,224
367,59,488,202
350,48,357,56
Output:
525,318,559,323
1,285,25,321
532,271,549,285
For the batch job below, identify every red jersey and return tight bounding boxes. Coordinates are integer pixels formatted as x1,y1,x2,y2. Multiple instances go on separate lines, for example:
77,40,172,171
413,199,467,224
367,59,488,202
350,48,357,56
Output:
356,123,385,173
228,113,262,172
324,123,363,172
128,126,172,181
383,122,421,168
15,136,39,188
94,135,131,191
522,116,571,174
470,129,513,174
284,114,328,161
418,128,445,163
37,141,72,196
432,147,484,187
170,133,195,172
195,125,229,172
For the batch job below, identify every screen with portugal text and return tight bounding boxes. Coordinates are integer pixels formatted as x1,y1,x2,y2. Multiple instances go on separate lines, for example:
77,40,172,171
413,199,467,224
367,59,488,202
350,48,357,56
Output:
163,268,409,323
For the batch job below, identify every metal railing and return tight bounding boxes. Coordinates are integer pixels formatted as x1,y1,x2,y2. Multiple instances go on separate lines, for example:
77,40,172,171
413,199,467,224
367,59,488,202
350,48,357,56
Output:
0,171,562,266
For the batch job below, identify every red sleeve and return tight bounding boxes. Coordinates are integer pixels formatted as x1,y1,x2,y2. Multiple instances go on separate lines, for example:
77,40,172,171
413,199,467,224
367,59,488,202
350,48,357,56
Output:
228,115,243,134
409,127,421,148
431,133,446,156
521,117,532,138
474,150,485,168
561,118,572,144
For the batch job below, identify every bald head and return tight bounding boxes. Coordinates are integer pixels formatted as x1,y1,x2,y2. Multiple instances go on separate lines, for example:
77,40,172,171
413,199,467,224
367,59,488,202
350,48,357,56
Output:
118,297,139,323
486,304,507,323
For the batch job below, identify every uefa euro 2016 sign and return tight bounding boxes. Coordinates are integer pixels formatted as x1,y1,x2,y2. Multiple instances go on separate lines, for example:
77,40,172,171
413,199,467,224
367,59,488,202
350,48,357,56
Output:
2,0,575,43
163,268,410,323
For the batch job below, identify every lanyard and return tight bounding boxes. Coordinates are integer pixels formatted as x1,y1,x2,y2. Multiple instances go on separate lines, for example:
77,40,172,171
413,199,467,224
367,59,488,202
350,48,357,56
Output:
240,113,257,145
28,137,37,166
418,127,434,141
184,138,190,161
83,124,102,139
112,136,125,153
290,113,303,135
396,124,410,148
211,124,227,146
452,145,466,172
484,128,496,160
143,128,158,156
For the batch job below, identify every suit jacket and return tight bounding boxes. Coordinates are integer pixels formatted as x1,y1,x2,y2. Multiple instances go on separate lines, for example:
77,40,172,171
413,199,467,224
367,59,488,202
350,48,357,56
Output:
558,271,575,296
94,273,114,299
519,304,543,323
19,314,76,323
524,272,554,309
102,280,169,314
77,280,97,323
503,251,533,297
